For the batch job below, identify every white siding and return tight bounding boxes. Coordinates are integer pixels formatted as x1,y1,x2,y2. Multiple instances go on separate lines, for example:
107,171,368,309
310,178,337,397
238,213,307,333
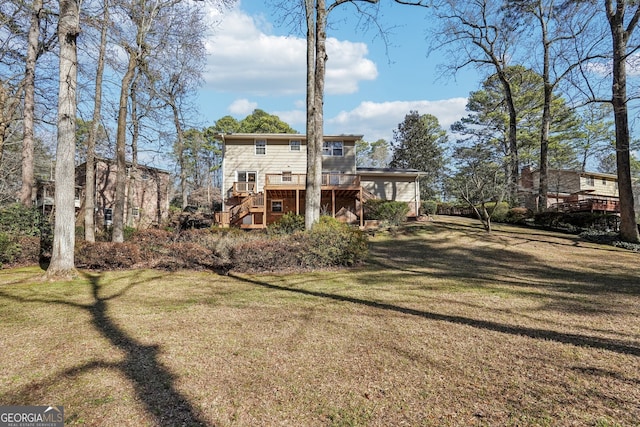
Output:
322,140,357,173
223,137,307,194
581,174,619,197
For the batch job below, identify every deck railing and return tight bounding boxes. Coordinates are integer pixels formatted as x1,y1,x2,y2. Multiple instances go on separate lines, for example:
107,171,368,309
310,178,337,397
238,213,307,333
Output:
550,198,620,213
233,181,257,194
265,173,359,187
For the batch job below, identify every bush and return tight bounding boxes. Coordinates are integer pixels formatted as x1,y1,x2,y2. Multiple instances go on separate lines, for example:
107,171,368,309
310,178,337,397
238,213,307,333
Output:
504,207,531,224
421,200,438,216
152,242,218,271
364,200,410,226
297,216,368,268
482,201,510,223
534,211,620,232
75,242,142,269
267,213,305,236
0,232,20,268
0,203,44,236
231,237,302,272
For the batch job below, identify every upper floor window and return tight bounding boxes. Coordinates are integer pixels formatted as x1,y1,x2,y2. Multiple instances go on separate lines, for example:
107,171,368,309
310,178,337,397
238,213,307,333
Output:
323,141,343,156
602,178,607,185
255,139,266,155
290,140,301,151
586,176,595,186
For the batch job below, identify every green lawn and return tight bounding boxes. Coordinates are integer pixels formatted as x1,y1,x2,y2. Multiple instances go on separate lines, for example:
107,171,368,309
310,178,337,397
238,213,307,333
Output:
1,216,639,426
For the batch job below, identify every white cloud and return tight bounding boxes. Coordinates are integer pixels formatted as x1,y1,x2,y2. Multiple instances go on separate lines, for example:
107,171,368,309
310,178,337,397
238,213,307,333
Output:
204,7,377,96
228,98,258,115
326,98,469,142
585,53,640,77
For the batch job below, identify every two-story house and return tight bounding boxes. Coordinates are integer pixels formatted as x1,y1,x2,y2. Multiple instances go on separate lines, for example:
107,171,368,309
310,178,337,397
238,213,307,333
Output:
520,167,620,213
217,133,424,228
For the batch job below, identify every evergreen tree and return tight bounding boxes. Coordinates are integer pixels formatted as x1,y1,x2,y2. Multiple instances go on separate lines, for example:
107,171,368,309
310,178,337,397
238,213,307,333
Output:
390,111,446,199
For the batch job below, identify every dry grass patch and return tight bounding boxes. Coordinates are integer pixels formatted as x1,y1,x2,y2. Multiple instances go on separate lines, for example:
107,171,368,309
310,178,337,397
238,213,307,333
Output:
0,216,639,426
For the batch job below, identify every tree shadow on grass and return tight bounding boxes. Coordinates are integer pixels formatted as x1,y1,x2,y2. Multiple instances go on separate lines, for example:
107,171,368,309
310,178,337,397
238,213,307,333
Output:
0,272,210,426
228,273,640,357
367,223,640,298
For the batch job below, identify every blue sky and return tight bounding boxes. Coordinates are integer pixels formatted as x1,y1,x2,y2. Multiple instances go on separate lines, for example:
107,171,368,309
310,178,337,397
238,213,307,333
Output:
195,1,485,143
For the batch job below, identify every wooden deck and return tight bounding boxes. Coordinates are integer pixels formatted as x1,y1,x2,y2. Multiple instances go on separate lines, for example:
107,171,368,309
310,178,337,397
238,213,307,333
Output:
219,173,366,228
550,198,620,213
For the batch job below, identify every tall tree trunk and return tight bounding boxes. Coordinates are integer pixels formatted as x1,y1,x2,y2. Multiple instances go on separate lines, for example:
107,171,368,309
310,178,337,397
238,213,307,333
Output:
537,2,552,213
538,81,552,212
0,82,20,165
20,0,43,206
47,0,79,278
497,71,519,204
170,98,188,209
112,50,137,243
85,0,109,242
607,0,640,242
305,0,326,230
127,70,141,228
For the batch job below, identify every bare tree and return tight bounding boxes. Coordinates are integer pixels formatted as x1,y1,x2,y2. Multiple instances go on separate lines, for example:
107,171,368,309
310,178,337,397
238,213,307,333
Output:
47,0,80,278
83,0,110,242
110,0,232,241
19,0,43,206
432,0,522,202
0,80,21,165
506,0,598,211
110,0,180,242
605,0,640,242
152,3,206,210
301,0,428,229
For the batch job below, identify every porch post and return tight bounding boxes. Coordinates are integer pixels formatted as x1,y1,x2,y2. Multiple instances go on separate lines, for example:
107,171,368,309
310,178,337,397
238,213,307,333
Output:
332,190,336,217
263,191,268,227
359,188,364,227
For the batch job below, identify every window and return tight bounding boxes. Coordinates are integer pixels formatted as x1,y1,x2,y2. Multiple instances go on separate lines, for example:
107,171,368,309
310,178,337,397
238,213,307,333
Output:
602,178,607,185
104,208,113,226
290,140,301,151
323,141,343,156
282,171,292,182
236,171,257,193
271,200,283,212
255,139,266,155
586,176,595,186
132,207,140,218
237,171,257,183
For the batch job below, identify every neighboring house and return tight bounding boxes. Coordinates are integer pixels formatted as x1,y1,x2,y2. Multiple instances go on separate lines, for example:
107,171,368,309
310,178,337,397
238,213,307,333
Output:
520,167,620,213
77,158,171,230
37,158,171,231
217,133,424,228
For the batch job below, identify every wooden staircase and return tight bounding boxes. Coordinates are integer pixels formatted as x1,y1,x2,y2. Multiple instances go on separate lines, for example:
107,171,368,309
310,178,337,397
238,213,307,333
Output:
229,193,265,226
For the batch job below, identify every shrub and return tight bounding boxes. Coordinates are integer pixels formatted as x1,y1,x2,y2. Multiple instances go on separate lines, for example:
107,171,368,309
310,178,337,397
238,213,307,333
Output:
152,242,217,271
231,237,301,272
0,203,44,236
267,213,305,236
421,200,438,216
297,216,368,268
482,201,510,223
504,207,531,224
75,242,142,269
364,200,409,226
0,232,20,268
535,211,620,232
